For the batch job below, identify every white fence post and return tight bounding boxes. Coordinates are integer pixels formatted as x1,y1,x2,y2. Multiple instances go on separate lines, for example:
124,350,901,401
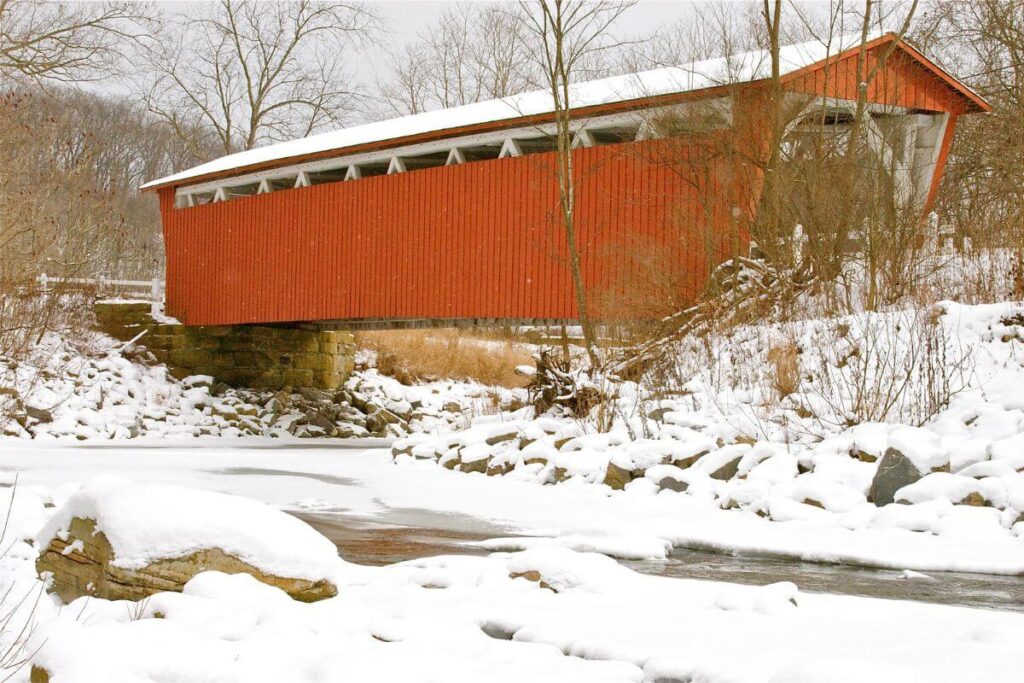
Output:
150,278,165,318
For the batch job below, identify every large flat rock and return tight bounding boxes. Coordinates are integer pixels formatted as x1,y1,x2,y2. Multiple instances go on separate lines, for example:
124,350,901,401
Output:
37,517,337,603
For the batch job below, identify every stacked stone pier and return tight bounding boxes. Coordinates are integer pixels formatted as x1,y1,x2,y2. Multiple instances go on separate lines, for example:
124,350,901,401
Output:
94,301,355,390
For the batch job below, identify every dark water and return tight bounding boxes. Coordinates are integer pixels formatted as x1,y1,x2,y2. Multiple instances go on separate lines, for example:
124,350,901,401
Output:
293,510,502,566
297,511,1024,613
626,548,1024,613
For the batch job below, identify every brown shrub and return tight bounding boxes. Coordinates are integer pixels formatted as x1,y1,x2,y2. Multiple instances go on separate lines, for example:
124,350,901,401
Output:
767,343,800,398
354,329,533,388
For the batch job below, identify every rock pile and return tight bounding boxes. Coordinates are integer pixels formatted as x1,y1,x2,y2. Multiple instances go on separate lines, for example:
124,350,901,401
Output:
3,332,470,439
393,415,1024,536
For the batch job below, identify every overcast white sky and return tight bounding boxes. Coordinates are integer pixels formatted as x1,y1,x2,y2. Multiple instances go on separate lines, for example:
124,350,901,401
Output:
368,0,702,78
376,0,703,43
149,0,707,85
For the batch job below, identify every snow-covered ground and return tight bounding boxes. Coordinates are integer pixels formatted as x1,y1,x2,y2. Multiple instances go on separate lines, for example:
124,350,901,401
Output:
2,286,1024,679
1,440,1022,682
394,301,1024,572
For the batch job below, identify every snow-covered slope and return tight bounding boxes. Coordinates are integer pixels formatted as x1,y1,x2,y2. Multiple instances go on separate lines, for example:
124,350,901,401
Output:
395,302,1024,556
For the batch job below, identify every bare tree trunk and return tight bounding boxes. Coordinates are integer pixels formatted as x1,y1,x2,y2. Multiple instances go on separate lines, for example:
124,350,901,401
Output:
524,0,634,367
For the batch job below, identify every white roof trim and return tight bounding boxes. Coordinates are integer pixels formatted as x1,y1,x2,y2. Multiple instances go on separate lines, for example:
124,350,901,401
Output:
145,32,910,190
173,109,649,197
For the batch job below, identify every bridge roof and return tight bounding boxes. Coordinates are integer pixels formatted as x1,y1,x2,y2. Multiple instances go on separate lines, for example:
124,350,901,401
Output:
142,32,987,192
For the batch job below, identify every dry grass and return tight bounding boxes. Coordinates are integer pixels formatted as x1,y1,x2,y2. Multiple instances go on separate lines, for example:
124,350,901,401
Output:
767,342,800,398
354,329,534,388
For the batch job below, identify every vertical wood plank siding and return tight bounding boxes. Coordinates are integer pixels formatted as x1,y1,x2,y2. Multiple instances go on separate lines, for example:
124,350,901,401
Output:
160,137,739,326
784,45,970,115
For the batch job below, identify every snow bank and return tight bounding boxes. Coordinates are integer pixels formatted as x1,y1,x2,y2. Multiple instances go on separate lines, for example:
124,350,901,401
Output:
1,459,1021,682
37,478,343,581
394,302,1024,559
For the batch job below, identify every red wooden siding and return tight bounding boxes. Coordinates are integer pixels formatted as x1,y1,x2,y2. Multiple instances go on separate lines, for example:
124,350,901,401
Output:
783,43,972,115
160,138,743,326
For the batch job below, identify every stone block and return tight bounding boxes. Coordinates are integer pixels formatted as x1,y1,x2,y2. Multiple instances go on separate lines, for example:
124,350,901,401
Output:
312,371,343,389
232,351,270,368
201,326,236,337
294,353,337,371
280,369,314,387
95,301,150,317
146,334,188,350
169,348,219,368
243,369,288,388
291,338,323,353
101,323,156,342
190,335,224,350
212,352,238,369
153,324,187,336
218,335,258,352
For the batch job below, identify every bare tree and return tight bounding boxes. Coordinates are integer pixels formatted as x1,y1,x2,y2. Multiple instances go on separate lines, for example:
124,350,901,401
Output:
0,0,148,83
916,0,1024,297
378,42,433,115
376,3,538,117
142,0,380,158
618,2,763,73
0,0,161,377
521,0,636,367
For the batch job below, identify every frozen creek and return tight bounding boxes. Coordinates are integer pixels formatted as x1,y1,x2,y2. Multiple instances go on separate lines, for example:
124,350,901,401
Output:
4,439,1021,614
295,511,1024,613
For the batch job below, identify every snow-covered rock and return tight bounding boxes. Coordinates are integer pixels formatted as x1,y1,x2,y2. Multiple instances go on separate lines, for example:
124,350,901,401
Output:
37,479,343,603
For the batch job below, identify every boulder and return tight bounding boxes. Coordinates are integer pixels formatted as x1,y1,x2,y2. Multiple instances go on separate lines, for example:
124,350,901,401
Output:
37,517,336,604
656,474,688,493
459,458,488,474
672,449,710,470
485,428,518,446
25,405,53,424
709,455,743,481
550,466,571,484
852,449,877,463
868,447,925,506
36,481,340,604
602,461,636,490
487,457,515,476
958,491,990,507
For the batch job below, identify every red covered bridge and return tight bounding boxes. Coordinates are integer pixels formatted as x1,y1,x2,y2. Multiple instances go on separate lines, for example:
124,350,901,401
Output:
143,33,988,328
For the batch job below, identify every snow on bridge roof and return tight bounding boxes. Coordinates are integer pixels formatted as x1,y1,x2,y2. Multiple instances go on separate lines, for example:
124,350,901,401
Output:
142,32,984,192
